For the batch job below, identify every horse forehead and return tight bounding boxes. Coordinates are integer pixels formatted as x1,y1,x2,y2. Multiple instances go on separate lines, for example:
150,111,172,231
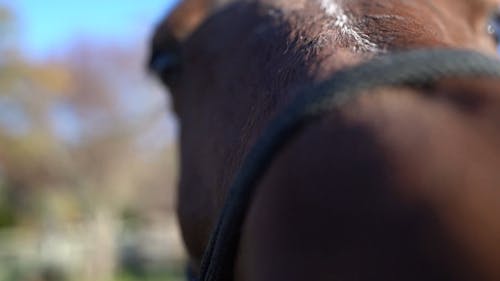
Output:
165,0,374,33
165,0,497,66
165,0,421,48
317,0,380,52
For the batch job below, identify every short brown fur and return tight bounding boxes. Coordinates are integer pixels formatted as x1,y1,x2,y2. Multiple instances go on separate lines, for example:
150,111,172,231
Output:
151,0,500,280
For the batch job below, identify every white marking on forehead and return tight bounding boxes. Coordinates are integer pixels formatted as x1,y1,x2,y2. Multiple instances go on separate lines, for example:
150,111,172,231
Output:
319,0,379,53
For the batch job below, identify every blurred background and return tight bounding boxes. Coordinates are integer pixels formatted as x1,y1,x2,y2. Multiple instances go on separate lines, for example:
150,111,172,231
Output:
0,0,185,281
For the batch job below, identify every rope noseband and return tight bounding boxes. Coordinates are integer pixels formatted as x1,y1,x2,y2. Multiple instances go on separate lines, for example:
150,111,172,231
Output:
191,49,500,281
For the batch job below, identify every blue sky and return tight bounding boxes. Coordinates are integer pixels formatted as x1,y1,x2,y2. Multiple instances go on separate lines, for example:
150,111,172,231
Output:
1,0,178,59
0,0,180,141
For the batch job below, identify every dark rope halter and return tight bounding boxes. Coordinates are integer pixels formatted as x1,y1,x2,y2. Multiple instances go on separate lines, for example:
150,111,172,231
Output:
189,49,500,281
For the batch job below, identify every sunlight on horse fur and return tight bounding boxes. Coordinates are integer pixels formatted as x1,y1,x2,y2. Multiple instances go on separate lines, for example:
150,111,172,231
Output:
319,0,380,52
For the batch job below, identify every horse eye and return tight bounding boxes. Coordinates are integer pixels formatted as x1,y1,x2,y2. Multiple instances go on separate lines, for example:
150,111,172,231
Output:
149,51,182,76
148,30,183,86
487,11,500,45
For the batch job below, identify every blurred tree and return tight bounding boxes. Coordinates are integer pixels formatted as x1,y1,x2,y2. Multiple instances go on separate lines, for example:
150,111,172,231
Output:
0,3,181,281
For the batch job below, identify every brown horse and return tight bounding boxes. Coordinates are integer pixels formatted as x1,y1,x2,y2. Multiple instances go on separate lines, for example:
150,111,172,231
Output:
150,0,500,280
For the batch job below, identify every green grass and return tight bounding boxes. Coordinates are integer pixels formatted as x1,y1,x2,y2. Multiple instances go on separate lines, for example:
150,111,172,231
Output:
115,268,185,281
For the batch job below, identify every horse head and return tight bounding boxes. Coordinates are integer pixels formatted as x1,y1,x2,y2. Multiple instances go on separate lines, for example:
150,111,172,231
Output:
150,1,500,280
